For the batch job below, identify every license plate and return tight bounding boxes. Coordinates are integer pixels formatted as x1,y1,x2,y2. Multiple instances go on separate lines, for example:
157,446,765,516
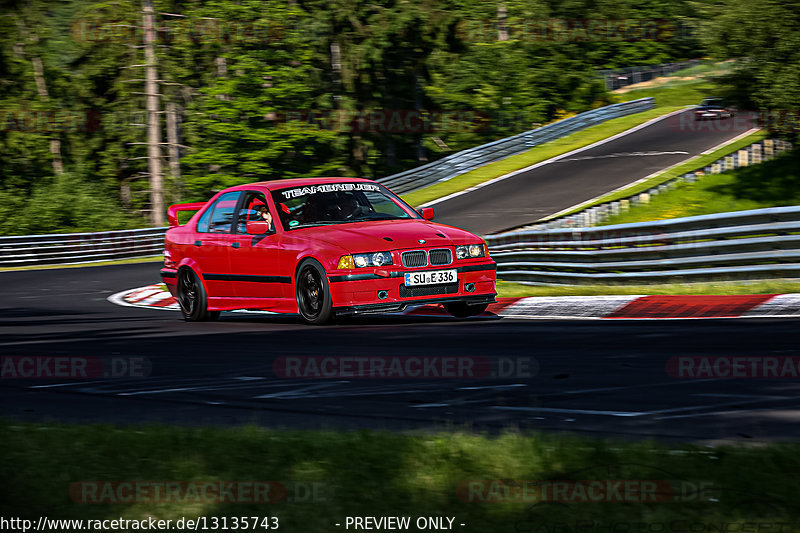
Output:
404,269,457,286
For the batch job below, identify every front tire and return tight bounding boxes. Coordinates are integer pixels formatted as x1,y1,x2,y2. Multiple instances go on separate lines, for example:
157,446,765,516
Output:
295,259,333,325
444,302,488,318
177,268,219,322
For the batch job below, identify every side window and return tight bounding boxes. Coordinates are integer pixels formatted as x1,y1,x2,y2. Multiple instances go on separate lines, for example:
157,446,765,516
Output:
196,191,241,234
236,191,272,233
271,192,306,230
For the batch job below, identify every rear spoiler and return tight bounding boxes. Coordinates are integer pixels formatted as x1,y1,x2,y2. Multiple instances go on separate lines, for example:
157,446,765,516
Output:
167,202,207,227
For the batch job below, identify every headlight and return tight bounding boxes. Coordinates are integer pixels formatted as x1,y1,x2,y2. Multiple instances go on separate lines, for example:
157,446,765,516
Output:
338,252,393,269
456,244,485,259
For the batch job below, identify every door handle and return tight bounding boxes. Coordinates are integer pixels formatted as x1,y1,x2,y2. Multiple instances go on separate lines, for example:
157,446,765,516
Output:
194,240,202,246
231,242,241,249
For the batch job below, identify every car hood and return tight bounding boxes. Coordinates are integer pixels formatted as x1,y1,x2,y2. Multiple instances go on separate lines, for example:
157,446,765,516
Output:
296,219,481,253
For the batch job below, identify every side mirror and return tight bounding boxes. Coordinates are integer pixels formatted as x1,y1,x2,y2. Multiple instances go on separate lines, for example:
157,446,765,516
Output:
246,221,273,235
421,207,435,221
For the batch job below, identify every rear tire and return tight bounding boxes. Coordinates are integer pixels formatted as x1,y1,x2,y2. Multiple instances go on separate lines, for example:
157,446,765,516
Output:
444,302,488,318
177,268,219,322
295,259,333,325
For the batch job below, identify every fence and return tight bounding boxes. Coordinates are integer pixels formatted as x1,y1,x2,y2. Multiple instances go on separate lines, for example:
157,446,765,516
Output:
597,60,701,91
486,206,800,284
516,138,795,232
378,98,655,194
0,227,167,268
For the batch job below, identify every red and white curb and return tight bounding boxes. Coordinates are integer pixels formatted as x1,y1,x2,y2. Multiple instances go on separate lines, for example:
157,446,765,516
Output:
108,284,179,311
108,284,800,319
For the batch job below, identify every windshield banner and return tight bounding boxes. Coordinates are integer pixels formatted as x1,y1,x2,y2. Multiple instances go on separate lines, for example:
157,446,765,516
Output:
279,183,381,199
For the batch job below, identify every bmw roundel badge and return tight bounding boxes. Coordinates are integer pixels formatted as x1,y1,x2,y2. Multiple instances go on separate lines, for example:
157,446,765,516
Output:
418,239,426,244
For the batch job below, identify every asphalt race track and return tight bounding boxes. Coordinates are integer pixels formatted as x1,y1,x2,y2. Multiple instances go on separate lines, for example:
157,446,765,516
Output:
2,263,799,444
432,109,757,234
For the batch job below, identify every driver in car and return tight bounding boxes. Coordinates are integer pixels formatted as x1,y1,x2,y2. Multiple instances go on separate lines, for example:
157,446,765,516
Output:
256,205,273,231
339,194,370,220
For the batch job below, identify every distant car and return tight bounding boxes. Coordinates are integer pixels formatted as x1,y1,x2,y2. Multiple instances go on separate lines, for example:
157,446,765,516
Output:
161,177,497,324
695,98,735,120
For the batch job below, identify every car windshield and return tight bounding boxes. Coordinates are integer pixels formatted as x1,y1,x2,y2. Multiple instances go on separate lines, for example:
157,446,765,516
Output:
270,182,418,230
701,98,724,107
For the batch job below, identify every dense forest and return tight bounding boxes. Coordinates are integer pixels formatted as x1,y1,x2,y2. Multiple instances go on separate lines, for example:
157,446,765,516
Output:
0,0,796,233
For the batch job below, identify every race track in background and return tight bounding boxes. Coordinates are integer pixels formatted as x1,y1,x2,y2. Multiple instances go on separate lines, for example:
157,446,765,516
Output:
432,109,757,234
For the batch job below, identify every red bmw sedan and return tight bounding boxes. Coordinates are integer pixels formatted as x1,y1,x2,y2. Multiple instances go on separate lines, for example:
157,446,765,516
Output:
161,177,497,324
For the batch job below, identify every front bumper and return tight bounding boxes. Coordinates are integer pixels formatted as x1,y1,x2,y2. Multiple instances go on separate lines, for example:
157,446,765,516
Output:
695,111,729,120
334,293,496,316
327,261,497,315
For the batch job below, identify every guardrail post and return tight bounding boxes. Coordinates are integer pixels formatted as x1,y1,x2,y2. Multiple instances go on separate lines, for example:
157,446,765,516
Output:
764,139,774,159
738,149,749,167
620,199,630,212
751,143,762,164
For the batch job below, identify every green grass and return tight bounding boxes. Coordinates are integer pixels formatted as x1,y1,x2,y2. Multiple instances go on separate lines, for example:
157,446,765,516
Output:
2,421,799,532
0,255,163,272
598,150,800,226
656,59,734,79
496,279,800,297
400,106,684,207
616,79,719,108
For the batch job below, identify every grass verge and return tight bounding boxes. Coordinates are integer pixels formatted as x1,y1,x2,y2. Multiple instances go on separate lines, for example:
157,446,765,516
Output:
1,420,798,532
495,279,800,297
599,150,800,226
0,255,163,273
615,79,718,108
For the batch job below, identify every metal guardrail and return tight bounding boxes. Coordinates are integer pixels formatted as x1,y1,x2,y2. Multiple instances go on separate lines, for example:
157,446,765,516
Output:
0,227,167,268
486,206,800,284
597,60,701,91
378,98,655,195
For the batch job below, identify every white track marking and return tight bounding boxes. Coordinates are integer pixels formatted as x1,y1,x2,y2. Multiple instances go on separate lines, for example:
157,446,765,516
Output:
556,150,689,163
500,295,641,319
491,406,642,417
492,396,795,418
700,128,761,154
743,294,800,317
655,405,800,421
457,384,527,391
